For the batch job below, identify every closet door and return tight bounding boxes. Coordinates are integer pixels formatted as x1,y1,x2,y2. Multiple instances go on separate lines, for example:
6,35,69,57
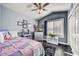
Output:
75,6,79,55
68,5,79,55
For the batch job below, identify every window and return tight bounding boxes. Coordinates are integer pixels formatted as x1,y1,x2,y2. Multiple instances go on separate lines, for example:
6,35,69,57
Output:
47,18,64,38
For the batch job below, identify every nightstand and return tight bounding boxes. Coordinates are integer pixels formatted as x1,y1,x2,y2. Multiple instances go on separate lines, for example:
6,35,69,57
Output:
18,32,32,39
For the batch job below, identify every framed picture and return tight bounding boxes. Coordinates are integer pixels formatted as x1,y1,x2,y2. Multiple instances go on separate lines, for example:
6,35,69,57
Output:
23,20,28,24
17,20,30,29
22,24,28,28
17,21,23,26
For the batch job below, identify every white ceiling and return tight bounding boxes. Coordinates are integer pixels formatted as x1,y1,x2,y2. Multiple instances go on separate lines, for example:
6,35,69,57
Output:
2,3,71,20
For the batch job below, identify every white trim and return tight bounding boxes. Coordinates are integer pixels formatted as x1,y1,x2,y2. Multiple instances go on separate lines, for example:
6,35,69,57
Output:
59,42,69,45
64,52,73,56
68,4,78,20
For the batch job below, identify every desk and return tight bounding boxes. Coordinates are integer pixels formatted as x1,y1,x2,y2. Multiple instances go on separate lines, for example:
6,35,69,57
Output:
42,38,73,56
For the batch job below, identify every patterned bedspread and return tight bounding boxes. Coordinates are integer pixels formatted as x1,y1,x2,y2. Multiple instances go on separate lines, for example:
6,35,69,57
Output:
0,37,45,56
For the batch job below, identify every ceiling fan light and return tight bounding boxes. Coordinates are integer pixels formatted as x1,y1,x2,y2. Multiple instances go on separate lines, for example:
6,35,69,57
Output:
38,9,43,14
32,3,49,14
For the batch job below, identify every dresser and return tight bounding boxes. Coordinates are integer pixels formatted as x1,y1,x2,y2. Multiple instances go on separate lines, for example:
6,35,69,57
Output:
34,32,43,41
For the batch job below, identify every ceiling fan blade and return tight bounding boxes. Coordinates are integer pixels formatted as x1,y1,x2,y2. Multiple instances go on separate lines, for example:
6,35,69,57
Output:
39,3,41,6
33,3,38,7
43,3,49,8
39,3,41,8
43,9,46,11
32,9,38,11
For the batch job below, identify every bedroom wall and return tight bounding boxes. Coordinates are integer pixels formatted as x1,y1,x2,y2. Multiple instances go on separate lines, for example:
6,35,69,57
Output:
0,5,2,28
1,5,37,32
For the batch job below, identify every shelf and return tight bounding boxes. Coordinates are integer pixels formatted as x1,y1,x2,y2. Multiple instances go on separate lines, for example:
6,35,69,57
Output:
58,42,69,45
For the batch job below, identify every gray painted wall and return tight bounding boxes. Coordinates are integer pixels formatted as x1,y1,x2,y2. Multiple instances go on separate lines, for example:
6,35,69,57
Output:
38,11,68,43
0,5,2,27
1,6,37,32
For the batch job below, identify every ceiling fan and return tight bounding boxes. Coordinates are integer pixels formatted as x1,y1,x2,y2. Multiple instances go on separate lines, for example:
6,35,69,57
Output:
32,3,49,14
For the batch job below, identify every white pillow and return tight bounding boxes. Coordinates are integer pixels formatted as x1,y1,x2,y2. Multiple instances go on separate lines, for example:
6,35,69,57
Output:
0,32,4,43
9,31,18,37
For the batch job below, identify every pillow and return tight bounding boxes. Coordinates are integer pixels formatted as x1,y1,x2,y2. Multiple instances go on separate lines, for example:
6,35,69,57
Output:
0,31,12,43
3,32,12,40
0,32,4,43
9,31,18,37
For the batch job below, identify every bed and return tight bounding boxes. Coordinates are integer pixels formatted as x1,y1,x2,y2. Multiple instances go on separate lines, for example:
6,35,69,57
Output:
0,29,45,56
0,37,45,56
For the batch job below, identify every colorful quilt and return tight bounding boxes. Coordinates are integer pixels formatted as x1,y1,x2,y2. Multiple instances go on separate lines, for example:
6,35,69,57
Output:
0,37,45,56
